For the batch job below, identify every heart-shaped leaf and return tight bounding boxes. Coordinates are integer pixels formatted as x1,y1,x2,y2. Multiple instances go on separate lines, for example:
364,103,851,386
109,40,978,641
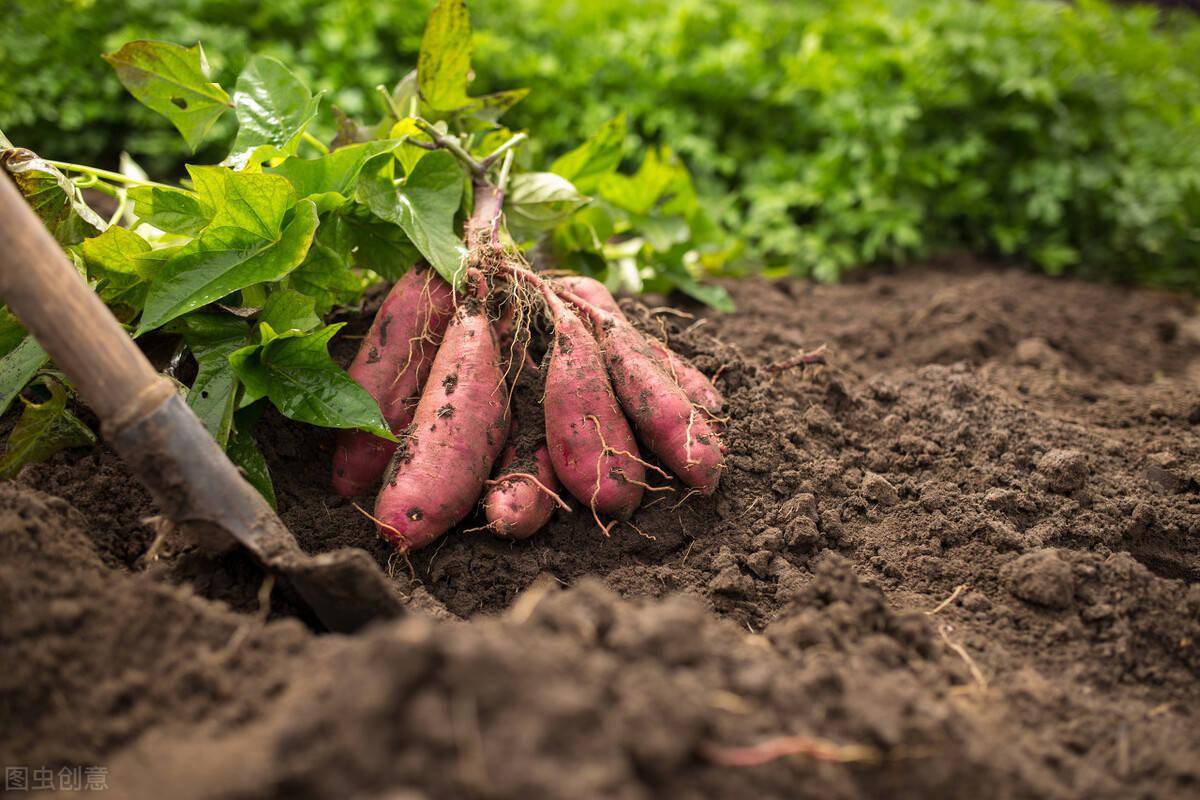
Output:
103,41,230,151
271,140,400,211
229,323,393,438
226,56,322,170
357,150,465,284
137,199,319,334
506,172,588,234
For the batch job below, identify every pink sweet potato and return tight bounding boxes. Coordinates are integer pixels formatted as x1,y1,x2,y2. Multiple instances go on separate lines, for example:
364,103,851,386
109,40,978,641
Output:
484,436,561,539
557,275,723,413
372,297,509,550
556,275,623,316
332,268,454,496
542,292,645,518
590,307,724,493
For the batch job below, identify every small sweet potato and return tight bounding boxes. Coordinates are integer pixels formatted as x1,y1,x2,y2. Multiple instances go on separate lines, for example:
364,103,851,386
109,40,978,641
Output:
484,436,561,539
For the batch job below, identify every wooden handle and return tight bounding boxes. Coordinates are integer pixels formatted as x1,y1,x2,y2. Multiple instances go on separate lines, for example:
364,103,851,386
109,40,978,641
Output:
0,172,165,423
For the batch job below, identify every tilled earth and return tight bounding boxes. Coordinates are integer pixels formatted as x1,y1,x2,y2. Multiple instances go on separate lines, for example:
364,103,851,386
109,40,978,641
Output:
3,258,1199,799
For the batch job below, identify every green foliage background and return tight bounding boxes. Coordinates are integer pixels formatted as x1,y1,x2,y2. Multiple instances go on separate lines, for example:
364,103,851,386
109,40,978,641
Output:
4,0,1200,286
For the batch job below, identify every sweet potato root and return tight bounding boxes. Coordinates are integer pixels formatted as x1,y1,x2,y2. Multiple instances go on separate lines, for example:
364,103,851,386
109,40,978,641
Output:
484,437,561,539
332,268,454,496
542,291,645,519
590,307,724,493
557,275,723,413
372,294,509,550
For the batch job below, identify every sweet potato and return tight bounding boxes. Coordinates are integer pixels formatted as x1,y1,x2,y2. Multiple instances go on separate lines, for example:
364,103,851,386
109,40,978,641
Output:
557,275,723,413
542,291,645,518
484,436,561,539
483,367,564,539
332,268,454,496
372,295,509,550
589,306,724,493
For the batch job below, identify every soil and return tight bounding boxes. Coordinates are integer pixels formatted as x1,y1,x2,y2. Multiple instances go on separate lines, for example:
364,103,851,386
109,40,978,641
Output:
3,257,1200,799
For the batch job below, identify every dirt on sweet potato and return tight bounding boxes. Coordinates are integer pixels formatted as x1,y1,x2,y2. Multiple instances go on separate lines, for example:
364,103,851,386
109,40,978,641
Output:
3,256,1199,799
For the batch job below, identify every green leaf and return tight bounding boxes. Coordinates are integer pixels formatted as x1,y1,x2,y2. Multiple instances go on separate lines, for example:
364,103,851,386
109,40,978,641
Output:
551,114,627,193
506,172,588,234
259,289,320,333
176,314,249,447
0,380,96,479
102,41,230,151
226,55,322,170
0,337,49,418
341,211,421,281
0,309,26,358
552,205,616,255
228,323,393,438
389,118,434,176
189,167,295,239
669,273,735,313
227,405,275,508
137,199,319,334
598,147,680,216
271,140,399,212
81,226,159,312
456,89,530,123
418,0,473,112
0,149,105,245
413,2,525,122
357,151,465,284
127,185,208,235
288,213,367,315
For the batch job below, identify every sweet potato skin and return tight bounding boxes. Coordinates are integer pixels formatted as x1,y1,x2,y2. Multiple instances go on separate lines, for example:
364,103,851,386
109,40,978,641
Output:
556,275,622,315
598,313,724,493
557,275,723,413
373,301,509,550
332,268,454,496
484,441,559,539
543,300,645,518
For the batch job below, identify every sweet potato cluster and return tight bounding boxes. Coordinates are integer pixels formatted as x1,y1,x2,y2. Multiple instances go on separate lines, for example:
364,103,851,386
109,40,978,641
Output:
331,259,725,552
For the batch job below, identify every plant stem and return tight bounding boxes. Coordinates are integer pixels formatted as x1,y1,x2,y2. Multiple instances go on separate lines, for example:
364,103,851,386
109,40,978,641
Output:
376,84,405,121
496,149,516,194
468,177,505,247
71,173,120,199
480,132,527,170
46,160,174,191
414,120,484,176
107,190,128,227
302,131,329,155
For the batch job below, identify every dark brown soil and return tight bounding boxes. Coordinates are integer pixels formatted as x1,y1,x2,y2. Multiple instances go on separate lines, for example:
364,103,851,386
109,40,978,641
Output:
4,258,1200,799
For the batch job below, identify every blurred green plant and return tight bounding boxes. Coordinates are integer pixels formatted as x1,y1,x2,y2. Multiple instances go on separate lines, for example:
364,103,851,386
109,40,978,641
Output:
4,0,1200,286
